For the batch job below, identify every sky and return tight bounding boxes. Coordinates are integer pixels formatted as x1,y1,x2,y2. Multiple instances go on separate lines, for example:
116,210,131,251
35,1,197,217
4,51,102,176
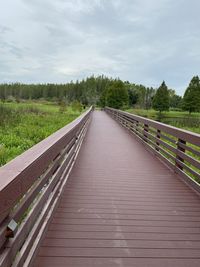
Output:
0,0,200,95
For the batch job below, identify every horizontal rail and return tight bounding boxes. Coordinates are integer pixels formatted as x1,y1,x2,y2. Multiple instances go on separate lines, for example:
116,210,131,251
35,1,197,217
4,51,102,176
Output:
105,107,200,194
0,107,93,267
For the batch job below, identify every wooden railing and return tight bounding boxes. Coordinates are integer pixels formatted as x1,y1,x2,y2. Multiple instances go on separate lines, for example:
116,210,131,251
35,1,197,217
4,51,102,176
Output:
106,107,200,193
0,107,93,267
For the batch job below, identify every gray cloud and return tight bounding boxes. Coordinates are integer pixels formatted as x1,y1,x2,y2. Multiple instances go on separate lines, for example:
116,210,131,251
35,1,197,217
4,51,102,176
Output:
0,0,200,94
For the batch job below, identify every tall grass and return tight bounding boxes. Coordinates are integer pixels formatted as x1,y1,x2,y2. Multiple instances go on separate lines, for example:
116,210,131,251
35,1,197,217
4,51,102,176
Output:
0,102,82,166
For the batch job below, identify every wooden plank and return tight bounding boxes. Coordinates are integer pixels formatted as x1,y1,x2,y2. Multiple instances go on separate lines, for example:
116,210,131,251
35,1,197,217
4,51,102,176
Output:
175,159,200,181
42,238,200,249
38,247,200,258
46,230,200,241
179,142,200,157
55,208,200,216
34,257,200,267
56,207,200,214
32,111,200,267
50,216,200,226
54,212,200,221
48,223,200,233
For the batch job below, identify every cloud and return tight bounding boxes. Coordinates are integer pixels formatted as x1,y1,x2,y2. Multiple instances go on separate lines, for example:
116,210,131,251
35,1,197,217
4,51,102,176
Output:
0,0,200,94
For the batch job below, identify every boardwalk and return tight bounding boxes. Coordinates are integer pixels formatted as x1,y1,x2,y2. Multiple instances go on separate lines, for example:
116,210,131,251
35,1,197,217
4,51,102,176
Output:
33,111,200,267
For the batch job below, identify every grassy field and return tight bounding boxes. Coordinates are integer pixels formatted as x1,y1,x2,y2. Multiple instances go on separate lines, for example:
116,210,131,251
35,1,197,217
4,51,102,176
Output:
126,109,200,133
0,101,82,166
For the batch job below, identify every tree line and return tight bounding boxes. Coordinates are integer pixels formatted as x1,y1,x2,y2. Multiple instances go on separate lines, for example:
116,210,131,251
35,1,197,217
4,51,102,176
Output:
0,75,199,113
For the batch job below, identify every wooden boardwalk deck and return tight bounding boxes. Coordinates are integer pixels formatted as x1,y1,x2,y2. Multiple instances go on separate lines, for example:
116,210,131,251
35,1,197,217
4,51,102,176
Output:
33,111,200,267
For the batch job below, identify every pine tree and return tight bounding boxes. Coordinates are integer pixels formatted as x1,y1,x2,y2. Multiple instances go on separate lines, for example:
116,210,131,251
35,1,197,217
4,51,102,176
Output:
105,80,129,109
152,81,170,113
183,76,200,113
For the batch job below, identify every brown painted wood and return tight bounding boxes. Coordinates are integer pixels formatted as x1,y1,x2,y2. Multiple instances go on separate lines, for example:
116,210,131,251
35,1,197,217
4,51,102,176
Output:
0,108,92,266
109,108,200,145
33,257,200,267
0,108,92,223
45,230,200,240
106,107,200,190
42,238,200,249
33,111,200,267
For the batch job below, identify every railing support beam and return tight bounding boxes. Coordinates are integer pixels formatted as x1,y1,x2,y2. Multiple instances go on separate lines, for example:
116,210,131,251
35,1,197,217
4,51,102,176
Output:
176,139,186,171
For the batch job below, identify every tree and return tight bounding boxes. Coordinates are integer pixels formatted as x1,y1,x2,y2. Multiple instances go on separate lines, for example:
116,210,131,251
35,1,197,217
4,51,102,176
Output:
152,81,170,113
144,87,155,110
124,82,139,107
104,80,128,109
183,76,200,113
168,90,182,110
136,85,146,108
127,87,139,107
99,88,107,107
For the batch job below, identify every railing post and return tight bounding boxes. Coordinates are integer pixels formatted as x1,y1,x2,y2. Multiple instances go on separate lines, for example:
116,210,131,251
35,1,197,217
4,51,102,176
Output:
125,117,129,129
143,124,149,142
117,112,120,123
130,120,134,131
156,129,161,151
127,118,132,130
122,117,126,126
136,121,139,133
118,113,121,123
176,139,186,170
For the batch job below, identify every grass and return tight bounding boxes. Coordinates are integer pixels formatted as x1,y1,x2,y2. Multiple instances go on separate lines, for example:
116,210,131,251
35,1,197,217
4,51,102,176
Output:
126,108,200,133
0,101,82,166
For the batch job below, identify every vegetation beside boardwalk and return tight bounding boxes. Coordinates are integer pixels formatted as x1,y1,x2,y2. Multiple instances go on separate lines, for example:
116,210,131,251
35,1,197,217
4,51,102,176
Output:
0,74,200,166
0,101,82,166
0,75,199,114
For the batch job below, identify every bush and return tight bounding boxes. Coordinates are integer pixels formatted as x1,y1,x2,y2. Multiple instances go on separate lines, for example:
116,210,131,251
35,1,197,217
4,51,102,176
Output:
71,101,82,112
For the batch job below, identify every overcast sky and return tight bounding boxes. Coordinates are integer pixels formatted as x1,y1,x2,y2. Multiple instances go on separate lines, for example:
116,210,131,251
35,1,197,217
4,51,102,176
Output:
0,0,200,95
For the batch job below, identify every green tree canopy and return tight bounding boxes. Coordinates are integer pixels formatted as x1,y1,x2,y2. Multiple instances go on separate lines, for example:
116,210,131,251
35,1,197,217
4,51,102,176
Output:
105,80,129,109
124,82,140,107
168,89,182,109
152,81,170,113
183,76,200,113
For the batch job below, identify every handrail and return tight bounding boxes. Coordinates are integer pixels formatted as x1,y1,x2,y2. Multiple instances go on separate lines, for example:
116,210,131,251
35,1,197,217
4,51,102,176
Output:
0,107,93,267
105,107,200,193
